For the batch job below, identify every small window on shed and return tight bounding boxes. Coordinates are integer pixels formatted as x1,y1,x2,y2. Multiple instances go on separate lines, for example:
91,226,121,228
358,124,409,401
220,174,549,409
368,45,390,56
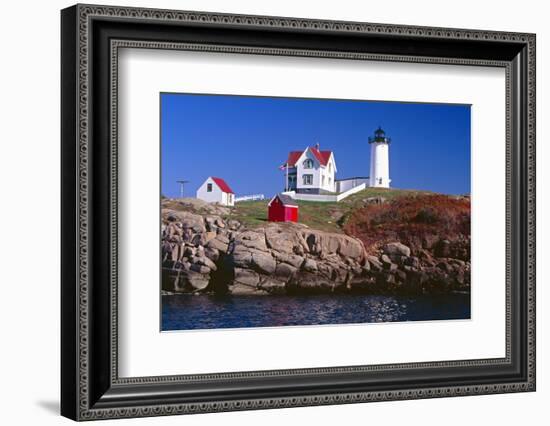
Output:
207,183,213,192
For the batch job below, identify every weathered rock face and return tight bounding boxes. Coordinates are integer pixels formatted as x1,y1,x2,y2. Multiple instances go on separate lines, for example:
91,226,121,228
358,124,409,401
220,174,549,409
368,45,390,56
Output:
383,242,411,258
161,207,470,296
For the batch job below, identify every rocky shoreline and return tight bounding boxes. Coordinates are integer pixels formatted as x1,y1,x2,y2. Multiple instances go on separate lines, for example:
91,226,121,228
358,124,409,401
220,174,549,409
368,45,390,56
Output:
161,201,470,296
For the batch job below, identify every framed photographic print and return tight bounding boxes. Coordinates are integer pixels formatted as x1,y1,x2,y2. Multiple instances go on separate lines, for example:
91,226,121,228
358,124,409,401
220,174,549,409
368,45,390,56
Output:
61,4,536,421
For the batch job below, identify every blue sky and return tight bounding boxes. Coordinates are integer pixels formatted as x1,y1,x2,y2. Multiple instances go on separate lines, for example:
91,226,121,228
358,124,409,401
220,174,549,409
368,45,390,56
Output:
161,93,471,198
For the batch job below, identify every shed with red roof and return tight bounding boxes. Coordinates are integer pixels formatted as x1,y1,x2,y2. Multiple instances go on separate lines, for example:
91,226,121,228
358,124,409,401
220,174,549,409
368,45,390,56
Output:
196,176,235,206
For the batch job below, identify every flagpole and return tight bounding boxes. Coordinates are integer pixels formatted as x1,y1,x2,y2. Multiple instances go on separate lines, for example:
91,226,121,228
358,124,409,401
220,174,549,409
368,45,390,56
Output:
285,162,288,192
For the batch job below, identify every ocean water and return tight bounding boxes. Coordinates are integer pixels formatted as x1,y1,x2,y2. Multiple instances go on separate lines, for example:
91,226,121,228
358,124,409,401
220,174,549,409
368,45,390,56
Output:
161,293,470,331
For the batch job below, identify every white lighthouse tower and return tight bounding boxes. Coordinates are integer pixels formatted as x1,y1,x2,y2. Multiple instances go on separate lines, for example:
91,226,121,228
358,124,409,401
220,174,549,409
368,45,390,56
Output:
368,126,391,188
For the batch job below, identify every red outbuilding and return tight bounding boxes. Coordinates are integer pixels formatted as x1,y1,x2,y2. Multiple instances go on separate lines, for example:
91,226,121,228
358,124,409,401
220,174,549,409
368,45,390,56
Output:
268,194,299,223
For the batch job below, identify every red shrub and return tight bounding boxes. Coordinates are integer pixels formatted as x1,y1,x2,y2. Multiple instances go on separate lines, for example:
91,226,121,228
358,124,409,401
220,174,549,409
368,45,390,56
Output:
343,194,470,251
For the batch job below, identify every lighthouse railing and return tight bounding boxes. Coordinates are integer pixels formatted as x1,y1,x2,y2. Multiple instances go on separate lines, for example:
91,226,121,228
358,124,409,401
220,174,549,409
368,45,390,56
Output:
368,136,391,143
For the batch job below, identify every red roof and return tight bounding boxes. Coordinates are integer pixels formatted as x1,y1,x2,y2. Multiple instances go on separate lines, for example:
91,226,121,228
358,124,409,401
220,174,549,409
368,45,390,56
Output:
285,147,332,167
310,147,332,166
211,177,234,194
286,151,303,167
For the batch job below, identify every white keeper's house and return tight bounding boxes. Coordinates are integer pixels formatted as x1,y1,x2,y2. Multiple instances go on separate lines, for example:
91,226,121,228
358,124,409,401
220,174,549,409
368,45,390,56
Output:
196,176,235,206
282,144,337,194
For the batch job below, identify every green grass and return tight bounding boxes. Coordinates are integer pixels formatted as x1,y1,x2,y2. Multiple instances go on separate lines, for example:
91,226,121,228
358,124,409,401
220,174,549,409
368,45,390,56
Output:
226,187,434,233
162,188,441,233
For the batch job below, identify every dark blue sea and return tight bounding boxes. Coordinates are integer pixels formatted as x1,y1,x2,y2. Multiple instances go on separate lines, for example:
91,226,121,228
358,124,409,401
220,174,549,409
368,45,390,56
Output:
161,293,470,331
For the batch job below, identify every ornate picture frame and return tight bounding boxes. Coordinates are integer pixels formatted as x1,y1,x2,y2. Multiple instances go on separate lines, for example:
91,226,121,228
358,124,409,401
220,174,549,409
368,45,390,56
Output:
61,4,535,421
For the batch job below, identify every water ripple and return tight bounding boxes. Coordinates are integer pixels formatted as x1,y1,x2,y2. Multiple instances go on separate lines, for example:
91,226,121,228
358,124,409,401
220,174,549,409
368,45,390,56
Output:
162,293,470,331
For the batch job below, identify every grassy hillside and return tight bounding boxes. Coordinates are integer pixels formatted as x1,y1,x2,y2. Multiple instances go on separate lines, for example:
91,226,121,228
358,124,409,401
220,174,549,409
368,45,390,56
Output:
227,187,435,233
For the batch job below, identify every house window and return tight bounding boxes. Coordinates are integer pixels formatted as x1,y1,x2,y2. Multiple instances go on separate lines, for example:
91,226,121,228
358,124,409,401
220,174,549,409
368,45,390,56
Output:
303,174,313,185
303,159,313,169
228,194,233,203
322,176,325,186
207,183,212,192
329,163,332,173
328,177,332,186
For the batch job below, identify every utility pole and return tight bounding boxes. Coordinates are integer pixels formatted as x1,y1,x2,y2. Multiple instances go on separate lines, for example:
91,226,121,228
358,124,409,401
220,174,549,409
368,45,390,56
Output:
176,180,190,198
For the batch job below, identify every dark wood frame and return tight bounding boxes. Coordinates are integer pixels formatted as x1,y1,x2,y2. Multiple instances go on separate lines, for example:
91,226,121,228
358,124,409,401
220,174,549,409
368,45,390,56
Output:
61,4,536,421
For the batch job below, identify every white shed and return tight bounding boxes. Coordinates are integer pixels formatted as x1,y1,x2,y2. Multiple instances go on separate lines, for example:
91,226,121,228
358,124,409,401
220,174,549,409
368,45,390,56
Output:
196,177,235,206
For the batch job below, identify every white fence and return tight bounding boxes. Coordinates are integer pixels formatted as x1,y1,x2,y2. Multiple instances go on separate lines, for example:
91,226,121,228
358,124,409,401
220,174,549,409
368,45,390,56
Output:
234,194,265,203
282,183,366,203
